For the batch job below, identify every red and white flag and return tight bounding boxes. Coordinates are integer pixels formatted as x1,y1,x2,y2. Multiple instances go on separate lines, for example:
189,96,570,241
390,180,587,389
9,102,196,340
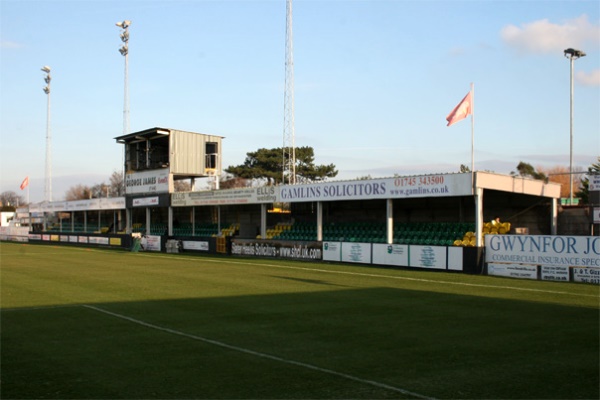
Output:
20,176,29,190
446,91,472,127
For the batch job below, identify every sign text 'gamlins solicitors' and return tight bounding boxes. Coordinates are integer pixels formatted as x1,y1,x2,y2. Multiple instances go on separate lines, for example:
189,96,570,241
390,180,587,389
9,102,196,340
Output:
125,170,170,195
278,174,471,202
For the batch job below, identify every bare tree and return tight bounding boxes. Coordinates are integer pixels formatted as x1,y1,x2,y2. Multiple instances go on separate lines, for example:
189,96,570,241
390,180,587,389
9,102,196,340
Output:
539,165,583,198
0,191,25,207
64,184,93,201
109,170,124,196
174,180,192,192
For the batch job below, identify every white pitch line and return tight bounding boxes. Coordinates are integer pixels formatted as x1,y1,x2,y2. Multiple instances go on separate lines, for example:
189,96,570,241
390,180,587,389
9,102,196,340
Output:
83,304,435,400
135,252,599,299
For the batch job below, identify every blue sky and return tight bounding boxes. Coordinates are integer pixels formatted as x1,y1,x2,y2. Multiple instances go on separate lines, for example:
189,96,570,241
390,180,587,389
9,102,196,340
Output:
1,0,599,203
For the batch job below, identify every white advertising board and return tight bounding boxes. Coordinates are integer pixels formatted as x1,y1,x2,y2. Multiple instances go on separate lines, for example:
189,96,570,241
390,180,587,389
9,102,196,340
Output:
182,241,209,251
372,244,409,266
486,235,600,268
279,174,471,203
88,236,109,245
541,265,570,282
409,245,447,269
30,197,126,212
572,267,600,285
487,263,538,280
141,235,162,252
126,169,170,195
448,247,463,271
322,242,341,262
133,196,159,207
341,242,371,264
171,186,276,207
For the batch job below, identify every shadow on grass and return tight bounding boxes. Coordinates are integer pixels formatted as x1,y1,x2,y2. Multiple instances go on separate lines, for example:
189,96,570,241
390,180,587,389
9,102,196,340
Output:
2,287,599,399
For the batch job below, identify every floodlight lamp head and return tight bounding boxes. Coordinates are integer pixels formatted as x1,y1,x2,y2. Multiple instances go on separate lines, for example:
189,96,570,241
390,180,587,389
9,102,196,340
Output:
45,76,51,84
119,45,128,56
43,86,50,94
116,20,131,29
564,48,586,59
41,66,51,73
120,31,129,42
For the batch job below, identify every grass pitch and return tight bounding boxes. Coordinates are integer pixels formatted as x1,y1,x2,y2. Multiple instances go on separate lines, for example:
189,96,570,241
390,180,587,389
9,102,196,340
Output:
1,242,598,399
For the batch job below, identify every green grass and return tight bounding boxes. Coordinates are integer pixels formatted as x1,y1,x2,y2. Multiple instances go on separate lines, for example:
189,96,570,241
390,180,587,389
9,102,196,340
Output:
1,242,598,399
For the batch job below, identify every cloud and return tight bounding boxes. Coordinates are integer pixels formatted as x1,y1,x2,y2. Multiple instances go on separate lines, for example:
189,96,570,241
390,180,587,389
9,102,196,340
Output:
501,15,600,55
1,40,23,49
576,69,600,86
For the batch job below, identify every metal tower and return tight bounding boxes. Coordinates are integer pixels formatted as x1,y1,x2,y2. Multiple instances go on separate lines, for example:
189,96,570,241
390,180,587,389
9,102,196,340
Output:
117,20,131,135
282,0,296,184
41,66,52,202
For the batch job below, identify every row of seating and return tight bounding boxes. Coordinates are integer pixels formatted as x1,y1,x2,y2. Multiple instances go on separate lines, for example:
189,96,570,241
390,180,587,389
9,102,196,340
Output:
269,221,478,245
47,223,106,233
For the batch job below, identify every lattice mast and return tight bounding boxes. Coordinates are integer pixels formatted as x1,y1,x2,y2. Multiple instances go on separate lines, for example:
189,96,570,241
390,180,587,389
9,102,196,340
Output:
282,0,296,185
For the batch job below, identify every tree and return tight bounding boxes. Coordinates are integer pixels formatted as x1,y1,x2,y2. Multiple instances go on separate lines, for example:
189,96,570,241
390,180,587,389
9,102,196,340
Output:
511,162,547,181
459,164,471,173
109,170,124,197
219,173,250,189
174,180,191,192
576,157,600,205
0,191,25,207
539,165,583,198
225,146,338,185
65,184,93,201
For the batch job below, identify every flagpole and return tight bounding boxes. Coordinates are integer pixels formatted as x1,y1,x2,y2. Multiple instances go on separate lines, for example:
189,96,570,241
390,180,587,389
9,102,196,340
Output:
470,82,475,173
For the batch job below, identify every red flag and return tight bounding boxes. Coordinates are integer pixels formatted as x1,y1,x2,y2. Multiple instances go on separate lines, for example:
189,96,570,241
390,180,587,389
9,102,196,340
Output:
446,91,472,127
20,176,29,190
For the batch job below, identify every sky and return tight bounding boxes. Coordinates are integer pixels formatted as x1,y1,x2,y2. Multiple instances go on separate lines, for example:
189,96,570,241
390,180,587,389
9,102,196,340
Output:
1,0,599,204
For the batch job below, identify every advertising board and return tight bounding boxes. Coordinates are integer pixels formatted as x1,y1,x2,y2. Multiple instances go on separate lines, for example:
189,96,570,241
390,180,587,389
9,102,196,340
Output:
279,174,471,203
487,263,538,280
182,241,209,251
231,239,322,261
541,265,569,282
125,169,170,195
341,242,371,264
322,242,341,262
572,267,600,285
448,247,464,271
372,244,409,266
172,187,276,207
485,235,600,268
409,245,447,269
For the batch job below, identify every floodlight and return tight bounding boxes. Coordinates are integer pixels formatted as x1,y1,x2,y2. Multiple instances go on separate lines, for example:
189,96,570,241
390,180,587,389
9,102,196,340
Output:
564,48,586,59
563,47,586,205
41,66,51,73
43,86,49,94
116,20,131,29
